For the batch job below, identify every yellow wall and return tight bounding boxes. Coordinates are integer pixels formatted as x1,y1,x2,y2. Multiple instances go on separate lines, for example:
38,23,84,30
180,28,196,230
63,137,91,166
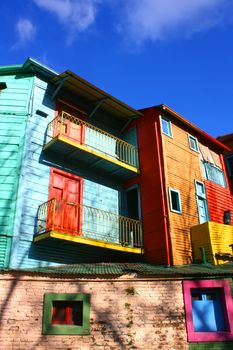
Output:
191,222,233,265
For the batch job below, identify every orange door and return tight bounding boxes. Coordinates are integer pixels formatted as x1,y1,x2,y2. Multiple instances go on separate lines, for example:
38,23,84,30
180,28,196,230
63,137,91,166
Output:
48,169,83,235
55,101,85,144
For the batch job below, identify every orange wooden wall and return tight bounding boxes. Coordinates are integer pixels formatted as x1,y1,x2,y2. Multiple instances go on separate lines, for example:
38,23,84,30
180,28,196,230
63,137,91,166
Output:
126,108,233,266
161,119,204,265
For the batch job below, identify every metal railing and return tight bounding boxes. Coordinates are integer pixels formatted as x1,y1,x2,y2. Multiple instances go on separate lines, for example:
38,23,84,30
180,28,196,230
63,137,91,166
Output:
36,198,143,248
45,111,139,168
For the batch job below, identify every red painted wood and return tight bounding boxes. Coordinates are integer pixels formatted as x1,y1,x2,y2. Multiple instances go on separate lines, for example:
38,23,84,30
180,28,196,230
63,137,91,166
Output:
125,108,172,265
205,180,233,225
48,168,83,235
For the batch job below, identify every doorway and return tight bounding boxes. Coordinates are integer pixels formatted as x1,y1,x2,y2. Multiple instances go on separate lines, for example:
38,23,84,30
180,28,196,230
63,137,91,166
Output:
48,169,83,234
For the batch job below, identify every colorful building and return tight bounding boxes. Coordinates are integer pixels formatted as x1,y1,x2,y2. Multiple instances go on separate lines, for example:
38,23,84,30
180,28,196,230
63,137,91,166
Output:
217,133,233,195
0,58,233,349
127,104,233,266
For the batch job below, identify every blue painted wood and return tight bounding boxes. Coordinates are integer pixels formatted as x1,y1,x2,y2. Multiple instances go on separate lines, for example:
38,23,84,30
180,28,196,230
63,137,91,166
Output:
9,76,123,269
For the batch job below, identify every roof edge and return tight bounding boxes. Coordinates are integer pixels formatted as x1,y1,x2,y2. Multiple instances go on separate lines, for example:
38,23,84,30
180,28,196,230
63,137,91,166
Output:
0,57,58,79
157,104,231,152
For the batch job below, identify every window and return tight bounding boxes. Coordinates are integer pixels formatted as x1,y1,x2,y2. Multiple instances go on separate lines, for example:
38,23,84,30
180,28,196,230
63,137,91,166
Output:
202,161,226,187
168,188,182,213
226,155,233,177
161,116,172,137
188,135,199,152
183,280,233,342
42,293,90,335
195,181,209,224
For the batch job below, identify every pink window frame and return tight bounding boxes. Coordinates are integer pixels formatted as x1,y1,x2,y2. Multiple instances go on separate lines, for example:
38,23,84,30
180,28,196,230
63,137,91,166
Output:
183,280,233,342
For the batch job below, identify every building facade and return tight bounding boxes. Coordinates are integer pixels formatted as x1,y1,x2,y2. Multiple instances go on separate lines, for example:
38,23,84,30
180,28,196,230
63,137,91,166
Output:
217,133,233,196
0,59,233,349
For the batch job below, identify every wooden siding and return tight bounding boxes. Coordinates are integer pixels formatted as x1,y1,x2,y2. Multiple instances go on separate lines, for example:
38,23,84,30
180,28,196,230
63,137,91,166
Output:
9,77,122,269
191,221,233,265
205,180,233,225
9,77,56,269
162,120,204,265
0,74,33,268
125,109,170,265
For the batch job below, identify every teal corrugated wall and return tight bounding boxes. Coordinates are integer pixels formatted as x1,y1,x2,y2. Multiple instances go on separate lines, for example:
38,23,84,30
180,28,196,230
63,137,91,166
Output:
0,73,33,268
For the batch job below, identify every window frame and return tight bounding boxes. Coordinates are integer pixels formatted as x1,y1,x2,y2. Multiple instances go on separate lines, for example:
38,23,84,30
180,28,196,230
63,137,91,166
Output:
161,116,173,137
42,293,90,335
183,280,233,342
194,180,209,224
188,135,199,152
226,155,233,177
168,188,182,214
201,161,226,188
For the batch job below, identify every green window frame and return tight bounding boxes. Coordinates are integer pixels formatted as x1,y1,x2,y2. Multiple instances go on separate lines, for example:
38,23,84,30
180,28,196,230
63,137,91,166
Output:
161,116,172,137
42,293,90,335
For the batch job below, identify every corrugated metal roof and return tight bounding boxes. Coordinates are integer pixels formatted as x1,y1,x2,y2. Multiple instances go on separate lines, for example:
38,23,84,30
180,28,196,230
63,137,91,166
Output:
8,262,233,277
51,71,142,120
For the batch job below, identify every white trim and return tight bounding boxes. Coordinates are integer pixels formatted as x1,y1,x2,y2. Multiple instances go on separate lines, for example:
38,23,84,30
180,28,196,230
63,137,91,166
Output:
160,115,173,138
168,188,182,214
188,134,199,152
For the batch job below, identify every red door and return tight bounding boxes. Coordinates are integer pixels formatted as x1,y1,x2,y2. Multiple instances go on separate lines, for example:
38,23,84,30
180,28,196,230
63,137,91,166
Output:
48,169,83,235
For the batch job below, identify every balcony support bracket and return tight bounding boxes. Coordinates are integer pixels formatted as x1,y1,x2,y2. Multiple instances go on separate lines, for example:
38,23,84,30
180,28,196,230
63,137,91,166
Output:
88,98,108,120
52,76,70,100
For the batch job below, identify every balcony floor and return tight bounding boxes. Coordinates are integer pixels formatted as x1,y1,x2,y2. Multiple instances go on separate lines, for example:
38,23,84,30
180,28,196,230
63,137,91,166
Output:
34,230,144,255
44,135,140,181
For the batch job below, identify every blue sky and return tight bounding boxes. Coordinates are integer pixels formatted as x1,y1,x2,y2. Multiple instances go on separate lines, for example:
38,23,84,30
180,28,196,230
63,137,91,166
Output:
1,0,233,137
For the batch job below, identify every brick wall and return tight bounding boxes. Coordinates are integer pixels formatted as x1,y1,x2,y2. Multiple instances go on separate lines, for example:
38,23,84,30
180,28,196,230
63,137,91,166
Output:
0,273,188,350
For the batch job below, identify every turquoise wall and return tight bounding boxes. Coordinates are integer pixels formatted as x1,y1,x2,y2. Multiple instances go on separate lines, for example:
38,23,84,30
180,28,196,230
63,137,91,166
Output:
9,76,55,269
0,73,33,268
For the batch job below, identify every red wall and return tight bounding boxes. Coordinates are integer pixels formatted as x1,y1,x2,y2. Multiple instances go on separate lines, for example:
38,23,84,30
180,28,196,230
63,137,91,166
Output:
125,108,172,265
205,180,233,225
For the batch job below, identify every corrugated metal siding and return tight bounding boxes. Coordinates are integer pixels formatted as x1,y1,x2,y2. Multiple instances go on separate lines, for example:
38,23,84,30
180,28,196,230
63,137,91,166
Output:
125,109,168,265
162,121,204,265
191,222,233,265
0,235,12,268
209,222,233,264
0,74,33,268
205,180,233,224
191,222,214,264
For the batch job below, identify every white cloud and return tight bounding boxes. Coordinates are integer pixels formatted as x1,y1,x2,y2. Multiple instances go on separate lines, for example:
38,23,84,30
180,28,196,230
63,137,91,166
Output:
16,18,36,45
33,0,101,43
118,0,233,45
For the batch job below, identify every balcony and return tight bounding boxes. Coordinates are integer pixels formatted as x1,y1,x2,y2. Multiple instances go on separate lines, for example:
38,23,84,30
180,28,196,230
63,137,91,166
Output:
44,112,140,181
191,222,233,265
34,199,143,254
